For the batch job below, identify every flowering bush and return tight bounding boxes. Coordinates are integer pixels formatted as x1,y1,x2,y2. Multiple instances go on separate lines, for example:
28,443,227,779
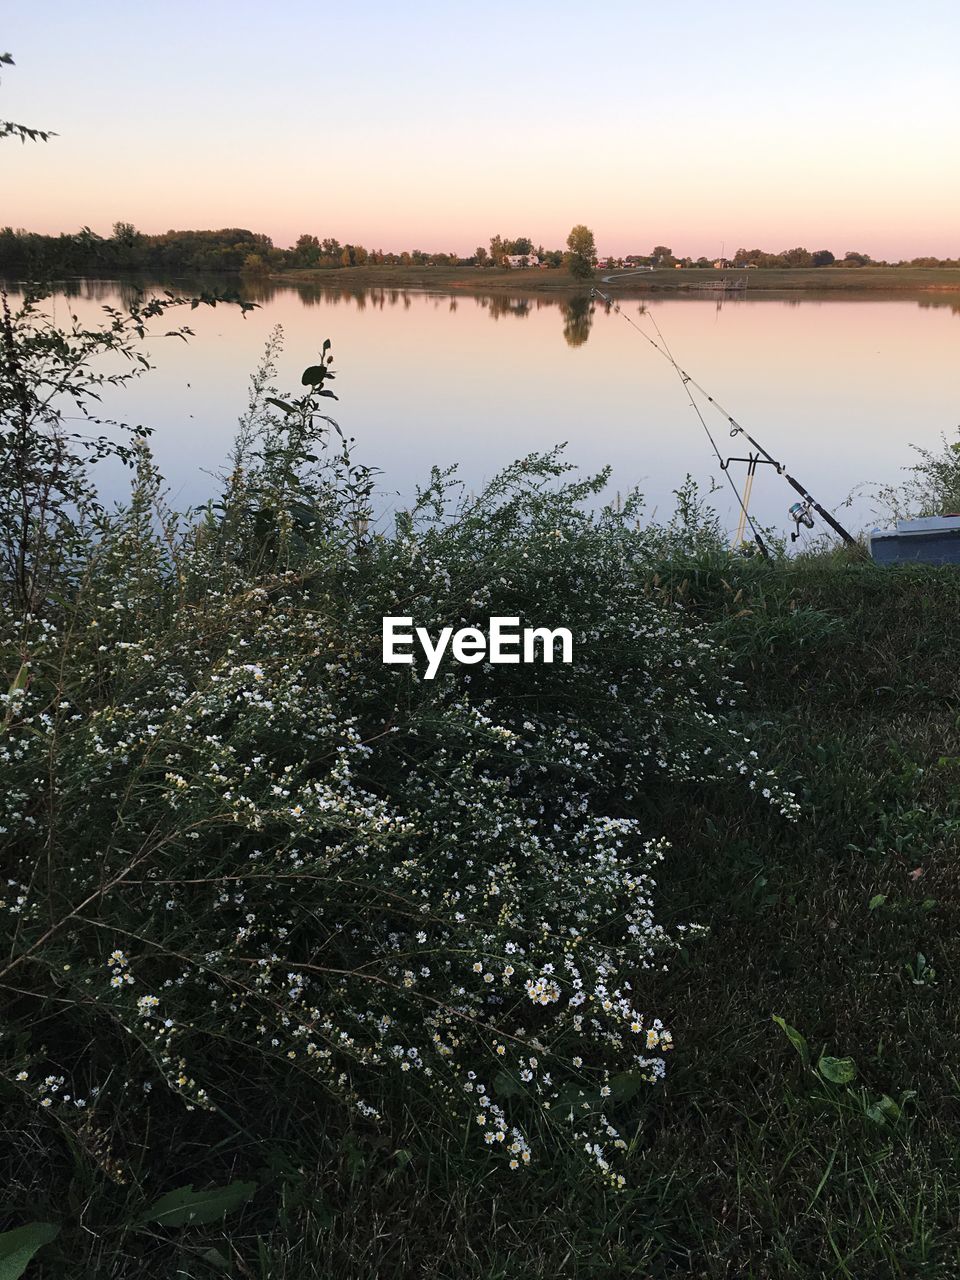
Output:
0,321,798,1188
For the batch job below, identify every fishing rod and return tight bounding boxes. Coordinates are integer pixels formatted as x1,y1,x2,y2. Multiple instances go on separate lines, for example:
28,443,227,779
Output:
591,286,857,550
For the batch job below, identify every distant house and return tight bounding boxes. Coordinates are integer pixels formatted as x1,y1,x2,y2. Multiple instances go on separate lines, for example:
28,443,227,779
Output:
713,258,728,269
504,254,539,269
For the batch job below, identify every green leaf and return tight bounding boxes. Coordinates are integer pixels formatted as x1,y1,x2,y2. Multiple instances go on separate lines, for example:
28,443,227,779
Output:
874,1094,901,1121
265,397,296,414
868,893,886,910
322,338,331,352
608,1071,650,1102
300,365,326,386
772,1015,809,1068
0,1222,60,1280
7,664,29,695
818,1055,857,1085
136,1181,257,1227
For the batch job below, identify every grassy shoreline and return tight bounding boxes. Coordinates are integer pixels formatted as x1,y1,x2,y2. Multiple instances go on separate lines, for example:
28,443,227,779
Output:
12,546,960,1279
273,263,960,298
4,291,960,1278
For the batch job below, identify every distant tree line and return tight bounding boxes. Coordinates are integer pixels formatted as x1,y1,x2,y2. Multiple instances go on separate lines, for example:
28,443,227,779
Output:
607,246,960,269
0,223,956,278
0,224,585,276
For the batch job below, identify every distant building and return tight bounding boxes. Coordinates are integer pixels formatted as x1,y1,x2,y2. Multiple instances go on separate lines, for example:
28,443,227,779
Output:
504,254,539,269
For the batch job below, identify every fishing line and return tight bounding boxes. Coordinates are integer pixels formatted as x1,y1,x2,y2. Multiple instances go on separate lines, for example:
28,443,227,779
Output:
592,286,857,550
593,287,766,554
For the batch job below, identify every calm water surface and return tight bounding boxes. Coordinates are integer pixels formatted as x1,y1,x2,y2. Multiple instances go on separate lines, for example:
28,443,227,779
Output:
8,278,959,540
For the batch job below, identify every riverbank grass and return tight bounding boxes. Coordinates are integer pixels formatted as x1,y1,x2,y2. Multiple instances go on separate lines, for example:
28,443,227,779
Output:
1,295,958,1277
276,262,960,297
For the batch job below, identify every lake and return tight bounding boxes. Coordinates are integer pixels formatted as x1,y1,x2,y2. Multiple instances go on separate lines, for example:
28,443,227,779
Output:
5,277,959,543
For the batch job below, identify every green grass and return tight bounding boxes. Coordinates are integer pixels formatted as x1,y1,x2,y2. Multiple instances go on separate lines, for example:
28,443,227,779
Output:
274,263,960,298
635,554,960,1277
5,292,960,1276
604,265,960,294
10,551,960,1279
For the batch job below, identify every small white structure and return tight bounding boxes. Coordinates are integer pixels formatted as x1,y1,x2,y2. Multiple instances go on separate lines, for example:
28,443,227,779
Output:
504,254,539,268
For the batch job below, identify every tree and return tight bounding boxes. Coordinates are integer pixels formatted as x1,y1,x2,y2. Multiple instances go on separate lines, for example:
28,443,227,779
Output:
293,234,321,267
474,246,488,267
811,249,835,267
651,245,673,265
111,221,140,245
489,235,506,266
565,225,596,279
781,246,813,268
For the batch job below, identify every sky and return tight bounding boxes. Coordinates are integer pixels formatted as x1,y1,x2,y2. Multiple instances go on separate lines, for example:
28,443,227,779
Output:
3,0,959,259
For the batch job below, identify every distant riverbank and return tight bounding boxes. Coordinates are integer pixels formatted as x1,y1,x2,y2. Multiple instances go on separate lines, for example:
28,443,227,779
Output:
275,263,960,297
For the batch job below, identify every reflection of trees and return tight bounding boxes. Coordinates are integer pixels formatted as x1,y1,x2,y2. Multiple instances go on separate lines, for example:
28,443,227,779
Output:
917,297,960,316
560,294,594,347
33,278,655,344
478,295,532,320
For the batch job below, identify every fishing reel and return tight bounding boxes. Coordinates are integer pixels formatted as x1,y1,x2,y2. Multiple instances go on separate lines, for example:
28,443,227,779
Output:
788,501,815,540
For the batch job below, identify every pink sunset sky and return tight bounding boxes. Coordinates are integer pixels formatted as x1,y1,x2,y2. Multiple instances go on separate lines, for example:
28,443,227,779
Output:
3,0,959,261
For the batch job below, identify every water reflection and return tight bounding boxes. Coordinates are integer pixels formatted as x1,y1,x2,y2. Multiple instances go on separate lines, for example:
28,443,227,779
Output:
9,276,960,350
918,296,960,316
481,295,532,320
560,295,594,348
1,276,956,538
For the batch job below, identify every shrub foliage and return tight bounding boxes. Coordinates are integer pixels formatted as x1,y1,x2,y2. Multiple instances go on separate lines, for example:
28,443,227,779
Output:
0,296,797,1198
